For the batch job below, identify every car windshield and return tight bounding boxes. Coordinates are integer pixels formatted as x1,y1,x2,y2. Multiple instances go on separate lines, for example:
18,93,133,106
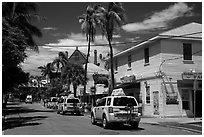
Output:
113,97,137,106
67,99,79,103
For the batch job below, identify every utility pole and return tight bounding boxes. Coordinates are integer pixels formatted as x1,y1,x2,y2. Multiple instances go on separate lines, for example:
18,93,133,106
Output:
193,73,197,120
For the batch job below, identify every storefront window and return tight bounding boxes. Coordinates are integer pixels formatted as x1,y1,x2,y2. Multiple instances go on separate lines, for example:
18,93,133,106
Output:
146,86,150,104
182,89,190,110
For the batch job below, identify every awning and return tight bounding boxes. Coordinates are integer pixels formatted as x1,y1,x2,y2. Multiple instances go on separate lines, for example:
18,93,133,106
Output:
115,82,140,89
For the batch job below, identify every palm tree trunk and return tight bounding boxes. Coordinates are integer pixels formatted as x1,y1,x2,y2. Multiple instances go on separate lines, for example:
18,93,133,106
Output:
83,21,92,102
73,84,77,97
108,37,115,95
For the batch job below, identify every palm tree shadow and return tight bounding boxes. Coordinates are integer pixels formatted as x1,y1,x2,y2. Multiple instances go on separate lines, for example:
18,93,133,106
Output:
2,115,48,131
96,123,144,131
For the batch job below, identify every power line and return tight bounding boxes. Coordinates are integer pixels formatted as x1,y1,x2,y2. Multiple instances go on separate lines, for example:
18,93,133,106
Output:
159,49,202,71
38,31,201,48
37,40,141,47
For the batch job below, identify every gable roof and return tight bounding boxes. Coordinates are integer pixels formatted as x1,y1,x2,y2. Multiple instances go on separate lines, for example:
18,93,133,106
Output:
159,22,202,38
68,48,87,61
112,22,202,59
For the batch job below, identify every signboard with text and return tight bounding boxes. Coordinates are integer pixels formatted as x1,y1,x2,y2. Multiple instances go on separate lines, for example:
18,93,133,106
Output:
182,72,202,80
120,75,136,83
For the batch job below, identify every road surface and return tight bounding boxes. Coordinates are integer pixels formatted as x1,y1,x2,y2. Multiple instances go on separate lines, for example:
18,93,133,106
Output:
2,102,201,135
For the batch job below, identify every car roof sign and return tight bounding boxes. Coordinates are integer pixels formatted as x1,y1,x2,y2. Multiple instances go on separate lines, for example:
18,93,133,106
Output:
111,88,126,96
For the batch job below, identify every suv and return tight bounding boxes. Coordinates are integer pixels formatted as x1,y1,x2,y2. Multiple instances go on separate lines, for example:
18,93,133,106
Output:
91,95,141,129
25,95,32,104
57,97,82,115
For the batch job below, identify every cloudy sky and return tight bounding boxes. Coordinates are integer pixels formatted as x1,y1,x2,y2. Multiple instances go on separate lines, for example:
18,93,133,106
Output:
21,1,202,76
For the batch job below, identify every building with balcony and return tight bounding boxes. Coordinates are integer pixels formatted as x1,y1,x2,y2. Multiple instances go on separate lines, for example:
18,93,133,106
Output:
110,22,202,117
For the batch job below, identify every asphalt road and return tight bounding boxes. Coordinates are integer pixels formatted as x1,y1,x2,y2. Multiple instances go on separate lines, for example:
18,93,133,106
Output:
2,102,201,135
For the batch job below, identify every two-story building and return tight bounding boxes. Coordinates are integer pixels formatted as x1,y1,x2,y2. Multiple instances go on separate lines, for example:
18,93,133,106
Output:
111,22,202,117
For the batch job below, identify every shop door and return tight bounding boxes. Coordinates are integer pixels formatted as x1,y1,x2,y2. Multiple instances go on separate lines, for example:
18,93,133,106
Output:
153,91,159,115
195,90,202,117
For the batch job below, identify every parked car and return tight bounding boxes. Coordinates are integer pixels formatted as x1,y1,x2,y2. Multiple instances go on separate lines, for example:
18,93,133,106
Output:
25,95,32,104
48,97,58,109
91,88,141,129
57,97,82,115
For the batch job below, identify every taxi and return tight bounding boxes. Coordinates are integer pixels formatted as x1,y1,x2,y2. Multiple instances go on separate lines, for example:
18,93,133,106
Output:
91,88,141,129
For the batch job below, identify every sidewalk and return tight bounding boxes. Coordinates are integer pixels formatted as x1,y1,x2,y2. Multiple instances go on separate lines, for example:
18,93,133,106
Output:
140,117,202,124
84,111,202,124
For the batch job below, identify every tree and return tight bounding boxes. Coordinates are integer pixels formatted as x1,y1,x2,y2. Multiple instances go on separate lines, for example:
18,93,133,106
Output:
38,63,54,79
52,51,69,73
3,2,43,51
61,63,86,97
78,5,98,96
2,2,42,96
94,3,126,93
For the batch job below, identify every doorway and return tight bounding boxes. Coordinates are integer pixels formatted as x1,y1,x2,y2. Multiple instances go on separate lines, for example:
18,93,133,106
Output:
153,91,159,115
194,90,202,117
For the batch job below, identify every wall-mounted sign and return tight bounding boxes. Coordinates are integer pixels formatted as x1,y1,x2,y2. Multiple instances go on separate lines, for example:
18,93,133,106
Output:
121,75,136,83
182,72,202,80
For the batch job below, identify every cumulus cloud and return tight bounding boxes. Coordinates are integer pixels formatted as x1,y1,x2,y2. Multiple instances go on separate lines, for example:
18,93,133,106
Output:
122,2,194,32
22,46,58,75
44,32,120,55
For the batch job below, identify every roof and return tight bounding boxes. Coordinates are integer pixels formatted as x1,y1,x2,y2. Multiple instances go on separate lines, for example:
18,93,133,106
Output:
159,22,202,38
113,22,202,58
83,63,109,74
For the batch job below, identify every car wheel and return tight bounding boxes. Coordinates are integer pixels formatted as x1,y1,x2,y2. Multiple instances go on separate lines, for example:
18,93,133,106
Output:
131,122,139,129
91,114,96,125
102,115,109,129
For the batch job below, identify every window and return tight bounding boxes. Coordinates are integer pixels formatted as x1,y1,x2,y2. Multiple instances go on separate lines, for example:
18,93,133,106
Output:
101,98,106,106
113,97,137,106
144,48,149,64
115,59,118,71
107,98,111,106
146,86,150,104
182,89,190,110
128,55,131,68
183,43,192,60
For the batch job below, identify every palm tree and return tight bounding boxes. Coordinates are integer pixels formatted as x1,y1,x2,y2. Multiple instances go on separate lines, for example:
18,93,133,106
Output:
94,3,126,92
78,5,98,96
61,63,86,97
52,51,69,73
2,2,43,51
38,63,55,83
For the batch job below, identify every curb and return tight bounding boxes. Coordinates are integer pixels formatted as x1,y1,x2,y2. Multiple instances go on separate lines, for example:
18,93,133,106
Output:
145,122,202,134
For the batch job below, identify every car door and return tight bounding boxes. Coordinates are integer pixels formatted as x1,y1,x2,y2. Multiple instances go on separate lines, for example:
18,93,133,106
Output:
96,98,106,120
